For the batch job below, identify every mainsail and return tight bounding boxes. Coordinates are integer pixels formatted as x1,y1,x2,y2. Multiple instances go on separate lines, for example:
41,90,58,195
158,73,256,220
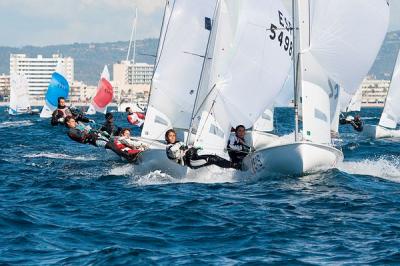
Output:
378,50,400,129
87,66,113,115
297,0,390,143
141,0,218,140
8,72,30,115
193,0,293,156
40,62,70,118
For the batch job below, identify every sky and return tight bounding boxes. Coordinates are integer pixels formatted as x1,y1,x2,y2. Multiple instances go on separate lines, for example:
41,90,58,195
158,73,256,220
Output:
0,0,399,47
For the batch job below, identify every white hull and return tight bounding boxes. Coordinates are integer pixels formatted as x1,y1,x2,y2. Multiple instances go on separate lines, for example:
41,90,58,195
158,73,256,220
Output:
242,142,343,176
363,124,400,139
8,108,31,115
134,138,189,177
247,131,280,150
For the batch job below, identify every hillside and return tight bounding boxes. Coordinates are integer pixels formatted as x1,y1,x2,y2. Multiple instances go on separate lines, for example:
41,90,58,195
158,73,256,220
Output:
0,39,158,85
0,30,399,85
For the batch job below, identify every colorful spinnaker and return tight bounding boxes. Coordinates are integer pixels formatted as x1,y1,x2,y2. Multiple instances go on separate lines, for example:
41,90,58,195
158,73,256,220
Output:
40,62,70,118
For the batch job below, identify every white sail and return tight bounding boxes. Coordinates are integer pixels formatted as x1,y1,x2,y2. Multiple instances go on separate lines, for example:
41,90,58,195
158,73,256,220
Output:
253,109,274,132
193,0,292,154
340,87,363,113
141,0,217,140
299,0,389,143
8,73,30,115
307,0,389,94
379,50,400,129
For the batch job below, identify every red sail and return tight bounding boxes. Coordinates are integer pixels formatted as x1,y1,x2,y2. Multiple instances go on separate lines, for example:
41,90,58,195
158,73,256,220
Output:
93,78,113,109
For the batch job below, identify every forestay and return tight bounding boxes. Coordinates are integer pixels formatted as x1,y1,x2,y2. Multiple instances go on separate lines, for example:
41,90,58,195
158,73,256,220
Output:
141,0,218,141
379,50,400,129
194,0,292,155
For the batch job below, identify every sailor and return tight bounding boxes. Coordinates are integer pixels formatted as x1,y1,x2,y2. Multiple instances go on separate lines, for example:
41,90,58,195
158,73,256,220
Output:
100,112,121,136
339,114,363,132
165,129,240,170
51,97,91,126
110,128,148,162
64,116,109,147
227,125,251,164
126,107,145,128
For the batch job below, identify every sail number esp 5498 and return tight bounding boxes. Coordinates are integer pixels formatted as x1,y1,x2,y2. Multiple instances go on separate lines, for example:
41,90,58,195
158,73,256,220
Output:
268,11,293,57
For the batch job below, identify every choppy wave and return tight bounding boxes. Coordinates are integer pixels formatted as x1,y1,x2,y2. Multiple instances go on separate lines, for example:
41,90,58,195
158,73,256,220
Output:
0,120,34,128
24,152,97,161
339,156,400,182
2,107,400,264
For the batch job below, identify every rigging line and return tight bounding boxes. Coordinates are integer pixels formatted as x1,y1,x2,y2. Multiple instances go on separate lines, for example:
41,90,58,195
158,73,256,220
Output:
186,0,221,146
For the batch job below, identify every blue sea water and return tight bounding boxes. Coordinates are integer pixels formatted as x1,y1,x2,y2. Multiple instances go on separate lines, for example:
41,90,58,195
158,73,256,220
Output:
1,106,400,265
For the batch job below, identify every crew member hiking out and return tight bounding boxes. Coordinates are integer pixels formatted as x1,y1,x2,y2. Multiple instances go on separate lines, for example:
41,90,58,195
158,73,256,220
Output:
165,129,241,170
227,125,251,164
100,112,121,136
109,128,148,162
126,107,145,128
64,116,109,147
51,97,91,126
339,114,364,132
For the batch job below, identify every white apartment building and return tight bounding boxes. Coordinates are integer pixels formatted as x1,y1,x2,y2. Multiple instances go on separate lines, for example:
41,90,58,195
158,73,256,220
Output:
360,79,390,106
10,54,74,102
0,74,10,101
113,60,154,86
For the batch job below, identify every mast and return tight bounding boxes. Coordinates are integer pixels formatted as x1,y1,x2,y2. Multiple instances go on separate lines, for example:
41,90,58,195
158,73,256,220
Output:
292,0,299,142
126,8,138,62
186,0,220,144
132,8,138,64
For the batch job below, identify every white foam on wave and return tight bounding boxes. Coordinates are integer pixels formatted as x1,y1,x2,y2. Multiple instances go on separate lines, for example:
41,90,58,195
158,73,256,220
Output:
0,120,34,128
107,163,238,186
338,156,400,183
24,152,97,161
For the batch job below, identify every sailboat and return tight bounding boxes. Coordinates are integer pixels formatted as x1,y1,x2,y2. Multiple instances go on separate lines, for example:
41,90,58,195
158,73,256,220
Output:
86,66,114,115
363,49,400,138
8,72,31,115
238,0,390,175
135,0,220,177
40,61,70,118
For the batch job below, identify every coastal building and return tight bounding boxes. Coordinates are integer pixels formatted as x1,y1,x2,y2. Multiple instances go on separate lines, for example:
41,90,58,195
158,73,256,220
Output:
10,54,74,103
360,79,390,107
0,74,10,102
113,60,154,86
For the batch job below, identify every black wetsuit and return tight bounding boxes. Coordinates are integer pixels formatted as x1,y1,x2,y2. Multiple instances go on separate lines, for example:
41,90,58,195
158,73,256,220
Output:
166,142,237,170
100,121,121,136
51,106,90,126
350,120,363,132
339,116,363,132
67,126,110,147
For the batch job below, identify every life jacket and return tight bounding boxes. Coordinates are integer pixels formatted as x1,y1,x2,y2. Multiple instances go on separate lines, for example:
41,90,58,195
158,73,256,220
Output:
166,142,186,164
127,112,145,125
114,137,141,155
57,107,72,118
